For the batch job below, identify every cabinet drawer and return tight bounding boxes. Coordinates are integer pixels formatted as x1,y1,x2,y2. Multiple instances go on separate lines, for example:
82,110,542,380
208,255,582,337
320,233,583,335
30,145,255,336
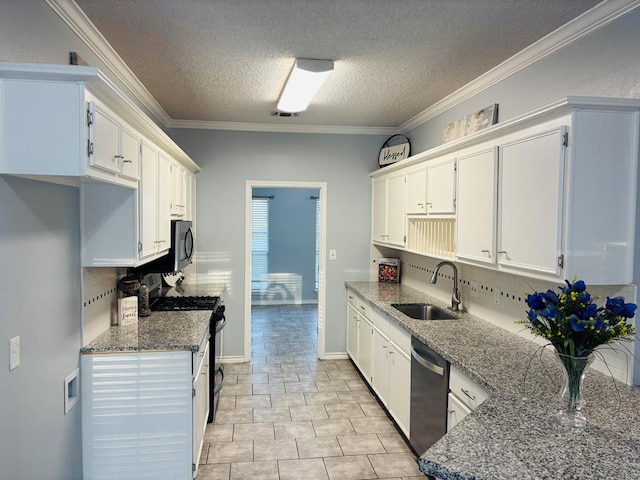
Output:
449,365,489,411
356,298,372,319
346,289,358,307
372,309,390,337
447,392,471,431
388,320,411,354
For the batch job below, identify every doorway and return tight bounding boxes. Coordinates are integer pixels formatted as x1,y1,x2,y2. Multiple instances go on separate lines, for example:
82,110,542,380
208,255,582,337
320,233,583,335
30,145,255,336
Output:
244,181,328,361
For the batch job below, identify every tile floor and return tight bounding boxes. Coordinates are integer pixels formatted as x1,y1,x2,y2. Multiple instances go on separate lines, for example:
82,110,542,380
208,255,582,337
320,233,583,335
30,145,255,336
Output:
198,304,424,480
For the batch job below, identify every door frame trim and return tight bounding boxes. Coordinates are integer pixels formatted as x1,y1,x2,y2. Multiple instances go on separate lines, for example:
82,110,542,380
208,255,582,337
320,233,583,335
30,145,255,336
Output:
244,180,328,361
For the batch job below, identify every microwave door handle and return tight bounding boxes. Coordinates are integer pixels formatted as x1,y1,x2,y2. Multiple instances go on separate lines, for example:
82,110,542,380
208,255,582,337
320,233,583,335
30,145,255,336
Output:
185,227,194,259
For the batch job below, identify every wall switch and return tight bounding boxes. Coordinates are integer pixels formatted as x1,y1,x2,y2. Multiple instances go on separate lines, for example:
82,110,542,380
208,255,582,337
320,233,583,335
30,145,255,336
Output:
469,281,479,298
494,289,501,304
9,336,20,371
329,249,337,260
64,368,80,414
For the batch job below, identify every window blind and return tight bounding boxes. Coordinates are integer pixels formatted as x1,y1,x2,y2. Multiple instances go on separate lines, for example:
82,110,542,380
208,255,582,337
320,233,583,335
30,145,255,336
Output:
315,197,320,292
252,198,269,293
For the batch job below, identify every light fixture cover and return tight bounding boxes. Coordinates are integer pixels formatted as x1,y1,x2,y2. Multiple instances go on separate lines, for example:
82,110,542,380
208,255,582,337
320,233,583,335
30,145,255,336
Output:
277,59,334,113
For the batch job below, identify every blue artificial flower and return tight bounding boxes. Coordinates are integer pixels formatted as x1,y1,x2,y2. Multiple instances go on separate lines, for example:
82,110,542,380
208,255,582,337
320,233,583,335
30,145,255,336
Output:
526,293,546,310
606,297,626,316
528,309,538,322
623,302,637,318
570,314,586,332
580,303,598,320
544,304,558,319
574,280,586,292
593,317,605,331
544,289,559,304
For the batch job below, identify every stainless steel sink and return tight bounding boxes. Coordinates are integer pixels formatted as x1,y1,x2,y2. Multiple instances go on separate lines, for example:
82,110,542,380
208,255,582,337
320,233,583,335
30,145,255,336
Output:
391,303,458,321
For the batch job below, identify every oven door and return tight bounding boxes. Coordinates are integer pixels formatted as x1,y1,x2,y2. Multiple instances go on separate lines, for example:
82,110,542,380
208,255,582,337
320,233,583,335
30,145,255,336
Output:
209,312,226,423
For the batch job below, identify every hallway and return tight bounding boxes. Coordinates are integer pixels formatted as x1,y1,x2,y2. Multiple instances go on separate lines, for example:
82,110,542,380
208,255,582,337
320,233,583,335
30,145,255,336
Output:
198,305,423,479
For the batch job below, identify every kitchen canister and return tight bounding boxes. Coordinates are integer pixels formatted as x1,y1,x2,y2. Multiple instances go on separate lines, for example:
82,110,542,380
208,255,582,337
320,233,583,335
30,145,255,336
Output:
138,284,152,317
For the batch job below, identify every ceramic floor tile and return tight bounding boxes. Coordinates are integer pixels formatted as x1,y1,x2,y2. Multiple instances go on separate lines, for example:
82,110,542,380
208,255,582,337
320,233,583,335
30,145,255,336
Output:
215,408,254,425
253,382,286,395
274,420,316,439
206,441,253,464
312,418,356,437
337,434,386,455
217,395,238,411
278,458,329,480
253,406,292,423
304,391,341,405
199,442,210,464
296,436,343,458
233,422,275,441
237,373,269,384
252,364,283,374
250,356,267,365
350,417,395,434
225,374,239,384
290,405,329,421
284,381,319,394
270,393,307,407
315,380,351,392
221,383,253,396
337,391,376,403
196,463,231,480
359,402,386,417
367,453,422,478
280,363,311,373
205,423,234,442
230,460,279,480
324,455,377,480
224,363,252,374
235,395,272,409
345,379,369,391
297,371,331,382
377,433,412,453
327,370,360,381
324,403,366,419
268,372,300,383
253,438,299,461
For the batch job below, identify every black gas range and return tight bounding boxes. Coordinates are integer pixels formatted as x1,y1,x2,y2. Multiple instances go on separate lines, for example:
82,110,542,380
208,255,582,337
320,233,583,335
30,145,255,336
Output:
150,292,226,423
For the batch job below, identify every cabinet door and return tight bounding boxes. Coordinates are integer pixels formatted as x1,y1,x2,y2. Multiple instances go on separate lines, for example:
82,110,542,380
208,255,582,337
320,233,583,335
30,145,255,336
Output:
372,177,387,243
140,142,159,259
372,328,390,405
499,127,565,274
386,172,406,247
157,153,172,253
90,101,121,174
193,343,210,477
120,124,140,180
346,303,359,364
388,345,411,436
184,170,194,221
426,159,456,214
456,147,497,263
447,393,471,432
357,315,373,383
405,166,427,214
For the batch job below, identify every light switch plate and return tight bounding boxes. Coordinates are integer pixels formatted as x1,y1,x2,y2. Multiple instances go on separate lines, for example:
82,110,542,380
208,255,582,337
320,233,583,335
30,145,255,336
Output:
9,336,20,371
329,249,337,260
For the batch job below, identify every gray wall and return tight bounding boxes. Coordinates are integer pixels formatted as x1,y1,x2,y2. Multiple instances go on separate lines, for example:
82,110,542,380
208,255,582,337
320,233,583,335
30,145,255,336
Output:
168,129,381,355
0,177,82,480
252,187,320,303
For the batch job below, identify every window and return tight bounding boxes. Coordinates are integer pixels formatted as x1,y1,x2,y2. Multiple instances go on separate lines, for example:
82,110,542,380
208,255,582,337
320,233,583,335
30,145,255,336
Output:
251,198,269,294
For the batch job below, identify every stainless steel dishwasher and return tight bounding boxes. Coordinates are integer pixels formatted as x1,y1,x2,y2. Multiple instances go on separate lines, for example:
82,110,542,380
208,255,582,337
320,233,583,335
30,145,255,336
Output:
410,336,449,454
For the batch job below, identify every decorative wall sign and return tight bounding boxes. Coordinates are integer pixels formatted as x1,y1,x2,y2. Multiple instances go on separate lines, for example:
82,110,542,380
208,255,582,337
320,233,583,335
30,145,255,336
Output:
379,134,411,168
441,104,498,144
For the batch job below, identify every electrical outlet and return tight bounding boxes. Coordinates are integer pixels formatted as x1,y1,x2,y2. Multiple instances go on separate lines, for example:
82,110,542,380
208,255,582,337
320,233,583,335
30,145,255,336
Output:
469,281,479,298
329,249,337,260
9,336,20,371
494,289,501,304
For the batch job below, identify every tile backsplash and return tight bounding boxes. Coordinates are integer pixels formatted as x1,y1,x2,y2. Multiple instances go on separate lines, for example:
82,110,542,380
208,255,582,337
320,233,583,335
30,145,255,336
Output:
390,251,638,385
82,267,126,345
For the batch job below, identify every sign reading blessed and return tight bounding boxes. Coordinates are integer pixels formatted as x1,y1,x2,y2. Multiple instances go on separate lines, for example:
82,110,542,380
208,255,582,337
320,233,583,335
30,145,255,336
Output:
378,134,411,167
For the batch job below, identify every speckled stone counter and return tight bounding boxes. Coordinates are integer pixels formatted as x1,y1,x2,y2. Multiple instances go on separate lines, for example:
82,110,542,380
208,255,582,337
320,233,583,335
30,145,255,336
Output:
346,281,640,480
80,310,211,353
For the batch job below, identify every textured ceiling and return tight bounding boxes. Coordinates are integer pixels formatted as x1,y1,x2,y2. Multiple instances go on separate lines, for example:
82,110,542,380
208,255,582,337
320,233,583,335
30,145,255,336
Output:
74,0,601,128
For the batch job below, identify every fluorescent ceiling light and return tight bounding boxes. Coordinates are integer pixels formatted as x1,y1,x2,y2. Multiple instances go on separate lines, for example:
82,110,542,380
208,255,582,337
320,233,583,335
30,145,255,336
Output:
277,59,334,113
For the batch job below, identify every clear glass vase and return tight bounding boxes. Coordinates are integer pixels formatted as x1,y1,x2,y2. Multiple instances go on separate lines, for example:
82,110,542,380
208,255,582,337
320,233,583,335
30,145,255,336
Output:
555,352,594,427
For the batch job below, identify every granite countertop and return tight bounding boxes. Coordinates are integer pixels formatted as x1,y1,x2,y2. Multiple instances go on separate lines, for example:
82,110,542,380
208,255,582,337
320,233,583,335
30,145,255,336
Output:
346,281,640,480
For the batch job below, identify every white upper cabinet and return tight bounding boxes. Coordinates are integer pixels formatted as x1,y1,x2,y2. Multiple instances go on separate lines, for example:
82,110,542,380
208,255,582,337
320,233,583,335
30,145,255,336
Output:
456,146,498,264
372,171,406,248
426,157,456,214
498,126,565,275
120,123,141,180
405,165,427,214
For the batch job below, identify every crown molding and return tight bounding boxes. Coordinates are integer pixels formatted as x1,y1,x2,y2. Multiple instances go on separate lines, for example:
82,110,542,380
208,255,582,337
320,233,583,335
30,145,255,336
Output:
398,0,640,133
45,0,171,127
167,119,397,136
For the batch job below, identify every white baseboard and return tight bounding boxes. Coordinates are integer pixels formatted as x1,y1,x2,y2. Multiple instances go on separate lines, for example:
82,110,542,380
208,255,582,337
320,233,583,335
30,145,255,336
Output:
322,352,349,360
221,356,247,364
251,299,318,306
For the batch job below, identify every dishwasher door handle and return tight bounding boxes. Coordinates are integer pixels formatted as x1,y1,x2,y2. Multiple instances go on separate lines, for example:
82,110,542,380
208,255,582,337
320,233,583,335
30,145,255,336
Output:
411,347,445,376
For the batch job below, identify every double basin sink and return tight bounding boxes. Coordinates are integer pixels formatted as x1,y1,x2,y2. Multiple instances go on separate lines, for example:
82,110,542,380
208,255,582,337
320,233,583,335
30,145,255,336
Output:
391,303,458,321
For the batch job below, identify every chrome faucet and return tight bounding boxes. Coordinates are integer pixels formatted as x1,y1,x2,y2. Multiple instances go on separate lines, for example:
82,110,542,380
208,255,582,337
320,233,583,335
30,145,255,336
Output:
430,261,461,311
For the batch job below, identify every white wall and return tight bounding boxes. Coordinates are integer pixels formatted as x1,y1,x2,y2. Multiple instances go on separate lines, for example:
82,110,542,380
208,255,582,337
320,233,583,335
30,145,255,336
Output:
168,129,383,356
0,176,82,480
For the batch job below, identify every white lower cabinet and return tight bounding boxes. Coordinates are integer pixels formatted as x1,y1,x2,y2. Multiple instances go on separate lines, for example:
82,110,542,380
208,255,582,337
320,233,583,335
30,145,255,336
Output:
447,365,489,432
358,314,374,383
81,347,209,480
387,342,411,436
346,303,359,365
372,327,390,402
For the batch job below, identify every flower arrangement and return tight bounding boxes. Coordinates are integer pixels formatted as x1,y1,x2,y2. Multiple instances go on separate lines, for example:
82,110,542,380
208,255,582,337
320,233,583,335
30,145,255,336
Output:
521,276,637,426
522,277,637,357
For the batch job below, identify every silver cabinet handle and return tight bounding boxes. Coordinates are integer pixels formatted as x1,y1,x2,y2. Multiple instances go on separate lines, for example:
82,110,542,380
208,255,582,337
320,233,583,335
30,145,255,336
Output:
114,155,124,159
447,409,455,414
382,345,387,349
460,388,476,401
123,159,133,163
481,249,490,253
417,203,424,207
154,240,167,244
497,250,508,255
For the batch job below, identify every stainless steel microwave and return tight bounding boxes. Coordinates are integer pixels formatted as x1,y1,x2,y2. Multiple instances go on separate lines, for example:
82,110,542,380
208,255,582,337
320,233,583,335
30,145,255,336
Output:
137,220,194,273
